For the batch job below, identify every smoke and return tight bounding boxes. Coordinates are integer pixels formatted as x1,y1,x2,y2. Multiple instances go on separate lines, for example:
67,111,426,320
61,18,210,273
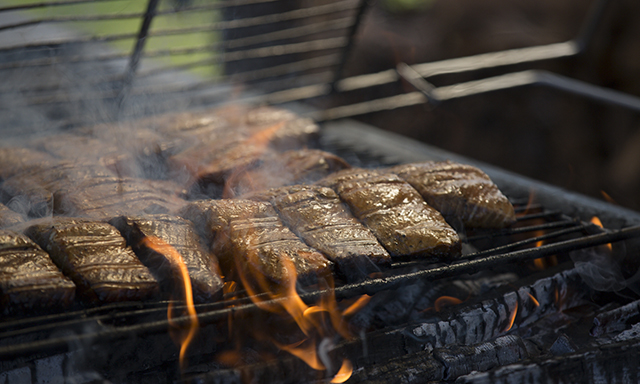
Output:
570,247,627,292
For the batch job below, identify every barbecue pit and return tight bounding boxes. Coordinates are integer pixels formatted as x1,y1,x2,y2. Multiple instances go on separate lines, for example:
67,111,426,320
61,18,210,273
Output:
2,1,640,383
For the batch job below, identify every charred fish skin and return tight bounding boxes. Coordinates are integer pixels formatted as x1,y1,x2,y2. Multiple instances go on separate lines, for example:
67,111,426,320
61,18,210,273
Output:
25,219,159,304
318,169,461,260
0,230,75,314
390,161,516,228
180,199,332,287
109,214,224,303
248,185,391,282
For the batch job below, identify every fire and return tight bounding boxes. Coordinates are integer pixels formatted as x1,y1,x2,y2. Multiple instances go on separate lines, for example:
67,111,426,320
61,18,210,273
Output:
590,216,612,251
141,236,199,370
532,230,557,270
434,296,463,312
527,292,540,307
503,300,518,332
227,254,366,379
330,359,354,383
600,190,616,204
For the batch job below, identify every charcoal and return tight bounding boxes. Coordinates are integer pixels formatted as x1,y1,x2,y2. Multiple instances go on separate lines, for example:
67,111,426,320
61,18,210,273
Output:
25,219,159,304
224,149,350,198
0,202,24,229
318,168,461,259
109,214,224,302
180,199,332,287
409,269,589,349
0,229,75,314
592,299,640,337
246,185,390,282
457,338,640,384
390,161,516,228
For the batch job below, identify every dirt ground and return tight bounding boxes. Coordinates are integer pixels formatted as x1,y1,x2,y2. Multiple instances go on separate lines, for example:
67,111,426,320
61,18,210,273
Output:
334,0,640,211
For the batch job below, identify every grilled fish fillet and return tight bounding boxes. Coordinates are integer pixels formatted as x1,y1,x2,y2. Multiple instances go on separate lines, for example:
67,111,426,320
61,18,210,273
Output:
110,214,224,303
247,185,391,282
0,230,75,314
181,199,332,287
390,161,516,228
318,168,461,259
25,219,159,304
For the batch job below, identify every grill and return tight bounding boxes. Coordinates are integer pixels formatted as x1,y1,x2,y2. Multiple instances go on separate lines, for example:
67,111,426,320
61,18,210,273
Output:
3,0,640,383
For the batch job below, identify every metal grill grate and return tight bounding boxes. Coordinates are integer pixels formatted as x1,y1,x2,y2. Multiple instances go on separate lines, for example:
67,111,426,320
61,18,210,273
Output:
1,195,637,362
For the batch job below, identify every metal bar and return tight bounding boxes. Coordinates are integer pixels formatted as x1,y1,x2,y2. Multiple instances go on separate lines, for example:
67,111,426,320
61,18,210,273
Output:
311,68,640,121
463,224,591,259
136,37,347,79
330,225,640,298
117,0,159,107
465,219,579,242
0,0,123,13
0,0,358,34
0,18,353,71
575,0,610,52
516,210,563,221
330,0,370,87
396,62,439,104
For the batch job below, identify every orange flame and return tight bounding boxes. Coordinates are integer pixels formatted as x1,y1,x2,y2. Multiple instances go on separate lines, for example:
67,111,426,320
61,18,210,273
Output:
590,216,612,251
601,190,616,204
142,236,199,370
342,295,371,317
531,230,557,270
330,359,354,383
435,296,463,312
527,292,540,307
503,301,518,332
229,253,366,376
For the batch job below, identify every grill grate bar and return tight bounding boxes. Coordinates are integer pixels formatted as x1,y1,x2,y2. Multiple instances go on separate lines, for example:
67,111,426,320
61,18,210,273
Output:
463,224,592,260
0,0,359,33
465,219,579,242
0,18,352,75
516,210,563,221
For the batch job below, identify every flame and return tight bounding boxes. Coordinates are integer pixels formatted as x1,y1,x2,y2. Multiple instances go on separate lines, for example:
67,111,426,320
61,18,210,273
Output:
434,296,463,312
141,236,199,370
342,295,371,317
503,300,518,332
590,216,612,251
601,190,617,204
227,252,367,376
532,230,557,270
527,292,540,307
330,359,353,383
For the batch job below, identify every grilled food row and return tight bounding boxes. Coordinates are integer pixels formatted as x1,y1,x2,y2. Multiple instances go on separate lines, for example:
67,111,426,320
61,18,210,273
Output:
0,105,516,314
